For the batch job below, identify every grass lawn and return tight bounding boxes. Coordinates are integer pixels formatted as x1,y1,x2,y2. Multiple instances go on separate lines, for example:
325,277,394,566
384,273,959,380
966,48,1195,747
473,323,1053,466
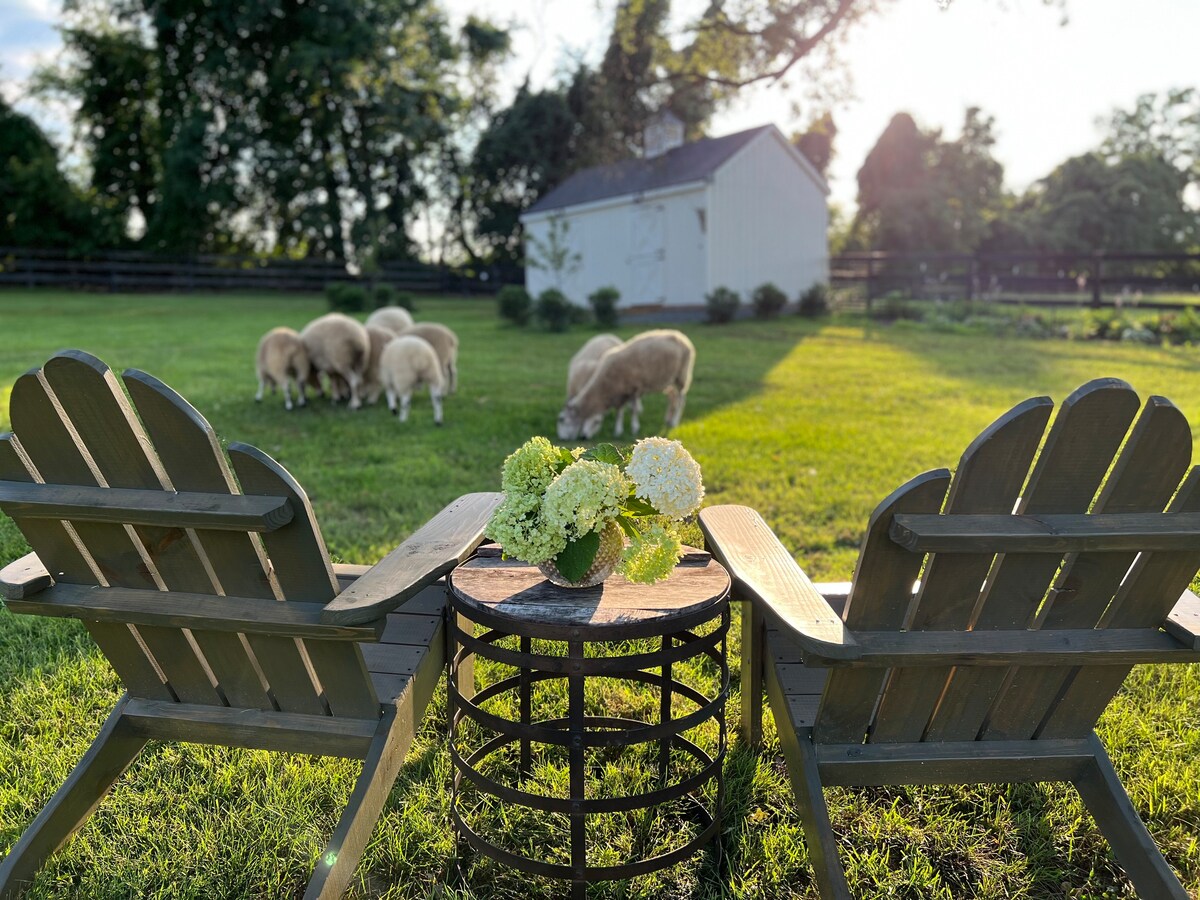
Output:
1,290,1198,899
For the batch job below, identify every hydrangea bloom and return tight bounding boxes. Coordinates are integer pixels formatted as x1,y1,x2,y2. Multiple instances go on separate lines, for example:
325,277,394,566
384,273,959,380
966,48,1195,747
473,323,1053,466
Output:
618,522,683,584
542,460,629,540
500,436,561,496
484,491,567,564
625,437,704,519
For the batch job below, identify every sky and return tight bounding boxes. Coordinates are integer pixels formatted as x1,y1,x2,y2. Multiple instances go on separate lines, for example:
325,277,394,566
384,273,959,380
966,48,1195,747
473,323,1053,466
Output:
2,0,1197,213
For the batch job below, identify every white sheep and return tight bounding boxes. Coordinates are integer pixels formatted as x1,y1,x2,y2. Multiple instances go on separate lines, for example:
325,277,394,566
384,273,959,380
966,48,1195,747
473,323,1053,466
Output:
400,322,459,394
566,334,642,435
379,335,446,425
300,312,370,410
556,329,695,440
366,305,414,335
254,327,310,411
362,324,396,405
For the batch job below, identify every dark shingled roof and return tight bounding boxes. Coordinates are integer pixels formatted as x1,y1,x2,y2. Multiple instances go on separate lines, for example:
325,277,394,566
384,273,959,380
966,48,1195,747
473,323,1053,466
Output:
525,125,773,215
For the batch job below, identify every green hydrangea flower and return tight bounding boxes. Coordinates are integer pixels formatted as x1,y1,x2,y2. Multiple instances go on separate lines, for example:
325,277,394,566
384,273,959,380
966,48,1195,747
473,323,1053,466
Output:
542,459,630,541
484,490,567,564
500,436,562,496
618,522,683,584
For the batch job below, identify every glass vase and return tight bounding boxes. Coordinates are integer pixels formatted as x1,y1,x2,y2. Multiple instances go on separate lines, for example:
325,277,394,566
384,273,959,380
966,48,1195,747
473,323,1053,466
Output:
537,520,624,588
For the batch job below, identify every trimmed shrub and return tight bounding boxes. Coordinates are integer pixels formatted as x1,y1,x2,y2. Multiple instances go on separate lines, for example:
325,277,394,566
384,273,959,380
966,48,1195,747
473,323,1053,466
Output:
326,282,368,313
705,286,741,324
797,283,829,318
371,284,416,311
497,284,533,326
752,282,787,319
868,292,921,322
588,285,621,329
536,288,573,332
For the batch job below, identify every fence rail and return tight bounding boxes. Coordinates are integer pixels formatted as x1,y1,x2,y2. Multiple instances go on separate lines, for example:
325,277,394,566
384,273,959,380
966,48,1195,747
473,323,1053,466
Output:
0,247,521,295
830,251,1200,309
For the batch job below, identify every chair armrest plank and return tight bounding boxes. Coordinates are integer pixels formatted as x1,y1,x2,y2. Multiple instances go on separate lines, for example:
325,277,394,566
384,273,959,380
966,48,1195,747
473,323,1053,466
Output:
0,480,292,532
699,505,859,660
1165,590,1200,650
891,512,1200,554
322,492,503,625
0,551,53,600
4,582,383,640
817,628,1200,667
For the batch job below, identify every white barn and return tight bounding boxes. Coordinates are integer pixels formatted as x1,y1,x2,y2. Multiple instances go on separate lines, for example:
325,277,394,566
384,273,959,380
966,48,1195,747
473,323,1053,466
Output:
520,121,829,311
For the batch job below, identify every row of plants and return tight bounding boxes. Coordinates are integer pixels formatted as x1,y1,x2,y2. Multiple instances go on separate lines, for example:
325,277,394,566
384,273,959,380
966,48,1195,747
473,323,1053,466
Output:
866,293,1200,345
705,282,829,324
325,282,417,314
497,285,621,332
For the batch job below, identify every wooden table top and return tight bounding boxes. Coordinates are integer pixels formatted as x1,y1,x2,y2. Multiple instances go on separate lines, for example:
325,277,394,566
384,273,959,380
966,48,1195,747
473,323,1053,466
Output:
448,546,730,634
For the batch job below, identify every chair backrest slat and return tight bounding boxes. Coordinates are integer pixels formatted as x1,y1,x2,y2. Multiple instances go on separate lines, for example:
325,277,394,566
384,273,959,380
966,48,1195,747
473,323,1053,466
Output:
1038,466,1200,738
922,379,1140,742
812,469,950,743
869,396,1052,743
980,397,1192,740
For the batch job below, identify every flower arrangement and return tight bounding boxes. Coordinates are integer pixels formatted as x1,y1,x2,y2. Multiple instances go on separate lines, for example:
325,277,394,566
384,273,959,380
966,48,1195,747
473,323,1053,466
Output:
485,436,704,585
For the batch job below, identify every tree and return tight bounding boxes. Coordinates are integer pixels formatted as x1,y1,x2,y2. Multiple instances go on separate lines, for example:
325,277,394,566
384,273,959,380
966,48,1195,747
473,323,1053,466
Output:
526,215,581,292
794,112,837,175
1100,88,1199,196
851,108,1006,253
0,98,121,250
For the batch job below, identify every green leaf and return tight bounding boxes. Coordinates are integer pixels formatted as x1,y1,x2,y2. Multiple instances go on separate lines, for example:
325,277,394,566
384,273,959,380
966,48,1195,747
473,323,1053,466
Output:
581,442,624,466
553,530,600,582
615,515,640,540
554,447,576,472
624,496,659,517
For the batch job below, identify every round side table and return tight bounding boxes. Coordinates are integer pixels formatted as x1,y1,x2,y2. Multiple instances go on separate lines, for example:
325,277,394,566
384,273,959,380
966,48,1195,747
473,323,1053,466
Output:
447,548,730,898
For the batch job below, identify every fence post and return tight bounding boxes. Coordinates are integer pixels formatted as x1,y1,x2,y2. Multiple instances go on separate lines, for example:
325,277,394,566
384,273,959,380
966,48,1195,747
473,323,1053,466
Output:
1091,253,1104,308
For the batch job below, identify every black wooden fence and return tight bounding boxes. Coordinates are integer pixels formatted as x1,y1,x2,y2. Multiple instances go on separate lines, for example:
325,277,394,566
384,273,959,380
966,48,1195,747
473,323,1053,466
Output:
831,251,1200,309
0,247,522,294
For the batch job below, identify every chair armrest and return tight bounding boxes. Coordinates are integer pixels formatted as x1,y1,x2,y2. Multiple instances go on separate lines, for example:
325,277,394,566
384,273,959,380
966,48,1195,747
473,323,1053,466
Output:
699,505,859,661
1166,589,1200,650
1,551,53,600
321,492,503,625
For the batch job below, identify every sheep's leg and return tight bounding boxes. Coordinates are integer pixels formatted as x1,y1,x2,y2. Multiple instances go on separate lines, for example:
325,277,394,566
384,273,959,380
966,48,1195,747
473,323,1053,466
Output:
431,389,444,426
255,376,266,403
447,361,457,394
613,404,626,438
282,381,294,411
386,388,398,415
399,392,412,423
296,378,307,407
347,371,363,410
629,395,641,435
670,391,687,428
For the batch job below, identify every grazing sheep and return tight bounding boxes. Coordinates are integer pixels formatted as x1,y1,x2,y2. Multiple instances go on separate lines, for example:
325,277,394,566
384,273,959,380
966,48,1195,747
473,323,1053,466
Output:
400,322,459,394
379,335,446,425
254,327,310,411
565,334,642,435
362,325,396,405
366,306,414,335
556,329,695,440
300,312,370,410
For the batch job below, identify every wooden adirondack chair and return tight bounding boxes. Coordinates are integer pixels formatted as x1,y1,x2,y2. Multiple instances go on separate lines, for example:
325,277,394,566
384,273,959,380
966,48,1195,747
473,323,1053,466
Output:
700,378,1200,899
0,349,501,899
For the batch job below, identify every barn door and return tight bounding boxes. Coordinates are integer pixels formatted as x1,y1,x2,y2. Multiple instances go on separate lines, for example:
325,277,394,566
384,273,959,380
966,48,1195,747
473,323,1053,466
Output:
628,204,666,305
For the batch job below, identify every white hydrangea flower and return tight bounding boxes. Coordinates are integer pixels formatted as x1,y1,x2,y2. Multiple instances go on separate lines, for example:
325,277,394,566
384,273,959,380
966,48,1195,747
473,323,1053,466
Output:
625,437,704,518
541,459,629,540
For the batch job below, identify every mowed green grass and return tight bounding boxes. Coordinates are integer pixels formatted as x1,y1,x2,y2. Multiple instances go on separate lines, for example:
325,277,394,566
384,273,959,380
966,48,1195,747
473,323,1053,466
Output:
0,291,1198,899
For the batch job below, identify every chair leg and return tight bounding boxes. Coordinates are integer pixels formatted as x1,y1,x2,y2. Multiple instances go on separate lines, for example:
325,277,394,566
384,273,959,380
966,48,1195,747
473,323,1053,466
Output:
0,697,146,897
782,727,853,900
1073,734,1189,900
303,705,415,900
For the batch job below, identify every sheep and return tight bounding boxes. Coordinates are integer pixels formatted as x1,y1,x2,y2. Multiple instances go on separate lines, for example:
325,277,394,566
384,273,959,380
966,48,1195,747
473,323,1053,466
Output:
254,327,310,411
400,322,459,394
566,334,642,435
362,324,396,405
556,329,695,440
366,305,414,335
378,335,446,425
300,312,370,410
